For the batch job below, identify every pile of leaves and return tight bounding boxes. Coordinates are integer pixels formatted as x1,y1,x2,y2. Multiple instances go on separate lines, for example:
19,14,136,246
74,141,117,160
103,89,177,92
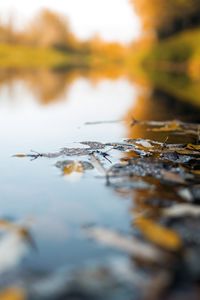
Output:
13,119,200,300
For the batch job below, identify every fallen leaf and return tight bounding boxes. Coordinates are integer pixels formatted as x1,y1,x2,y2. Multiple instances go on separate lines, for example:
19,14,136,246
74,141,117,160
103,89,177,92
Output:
63,162,83,175
177,188,193,202
12,154,26,158
161,170,185,184
148,121,182,132
85,226,168,263
191,170,200,176
162,204,200,217
0,287,26,300
134,217,182,251
186,144,200,151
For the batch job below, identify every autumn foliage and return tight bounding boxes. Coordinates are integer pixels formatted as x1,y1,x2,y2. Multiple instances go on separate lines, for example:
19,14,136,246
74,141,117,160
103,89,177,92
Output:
131,0,200,38
0,9,127,60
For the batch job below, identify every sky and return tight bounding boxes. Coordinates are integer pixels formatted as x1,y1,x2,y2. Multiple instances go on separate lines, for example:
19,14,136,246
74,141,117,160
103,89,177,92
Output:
0,0,141,43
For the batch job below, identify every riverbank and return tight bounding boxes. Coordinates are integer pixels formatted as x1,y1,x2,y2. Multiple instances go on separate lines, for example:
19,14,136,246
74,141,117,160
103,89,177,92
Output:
144,28,200,80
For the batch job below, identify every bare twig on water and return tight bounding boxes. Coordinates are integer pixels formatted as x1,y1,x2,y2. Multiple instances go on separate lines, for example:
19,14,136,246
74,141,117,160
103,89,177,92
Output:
84,119,122,125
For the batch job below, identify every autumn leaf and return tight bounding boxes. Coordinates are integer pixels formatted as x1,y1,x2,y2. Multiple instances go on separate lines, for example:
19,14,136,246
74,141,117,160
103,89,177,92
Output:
148,121,182,132
134,217,182,251
191,170,200,176
12,154,27,158
161,170,185,184
63,162,83,175
0,287,26,300
186,144,200,152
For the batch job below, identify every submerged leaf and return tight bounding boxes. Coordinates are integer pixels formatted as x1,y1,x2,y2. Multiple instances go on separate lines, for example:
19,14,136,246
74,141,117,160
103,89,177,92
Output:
63,162,83,176
0,287,26,300
134,217,182,251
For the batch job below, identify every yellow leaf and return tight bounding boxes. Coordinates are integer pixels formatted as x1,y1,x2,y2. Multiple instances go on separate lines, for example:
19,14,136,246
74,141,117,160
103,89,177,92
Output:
192,170,200,176
176,149,199,155
12,154,26,158
186,144,200,152
149,121,182,132
134,217,182,251
63,162,83,175
0,287,26,300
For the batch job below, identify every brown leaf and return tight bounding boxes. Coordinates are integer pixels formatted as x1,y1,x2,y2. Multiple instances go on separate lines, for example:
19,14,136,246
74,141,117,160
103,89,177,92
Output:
148,121,182,132
63,162,83,175
0,287,26,300
161,170,185,184
85,226,168,263
191,170,200,176
186,144,200,151
134,217,182,251
12,154,26,158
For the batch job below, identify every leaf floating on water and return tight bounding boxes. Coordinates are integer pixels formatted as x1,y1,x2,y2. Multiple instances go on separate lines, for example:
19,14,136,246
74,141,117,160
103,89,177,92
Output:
186,144,200,152
161,170,186,184
85,226,168,263
148,121,182,132
162,204,200,218
0,287,26,300
80,141,105,149
191,170,200,176
177,188,193,202
12,154,27,158
134,217,182,251
63,162,83,175
0,221,33,273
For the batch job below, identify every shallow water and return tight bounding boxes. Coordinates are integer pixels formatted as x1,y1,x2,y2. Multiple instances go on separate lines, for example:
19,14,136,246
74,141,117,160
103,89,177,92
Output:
0,75,138,273
1,70,200,300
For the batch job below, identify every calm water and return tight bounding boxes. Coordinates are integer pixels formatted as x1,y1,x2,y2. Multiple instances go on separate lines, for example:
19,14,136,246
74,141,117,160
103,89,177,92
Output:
1,70,200,278
0,75,138,272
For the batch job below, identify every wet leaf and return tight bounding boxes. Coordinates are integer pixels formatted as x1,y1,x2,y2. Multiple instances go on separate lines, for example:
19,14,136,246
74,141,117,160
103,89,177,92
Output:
191,170,200,176
148,121,182,132
161,170,185,184
12,154,27,158
186,144,200,152
134,217,182,251
162,204,200,218
63,162,83,175
80,141,105,149
85,226,168,263
0,287,26,300
177,188,193,202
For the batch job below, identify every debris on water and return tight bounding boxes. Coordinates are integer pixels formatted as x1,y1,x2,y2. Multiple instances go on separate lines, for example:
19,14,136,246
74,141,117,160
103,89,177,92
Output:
162,204,200,218
84,226,169,263
84,119,122,125
13,119,200,299
55,160,94,177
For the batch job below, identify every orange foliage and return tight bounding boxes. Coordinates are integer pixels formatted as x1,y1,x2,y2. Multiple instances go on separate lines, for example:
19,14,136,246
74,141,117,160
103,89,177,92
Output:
130,0,200,38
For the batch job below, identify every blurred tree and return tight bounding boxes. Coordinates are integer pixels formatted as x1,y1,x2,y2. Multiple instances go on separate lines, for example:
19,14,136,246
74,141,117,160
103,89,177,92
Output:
0,18,17,44
26,9,78,51
131,0,200,38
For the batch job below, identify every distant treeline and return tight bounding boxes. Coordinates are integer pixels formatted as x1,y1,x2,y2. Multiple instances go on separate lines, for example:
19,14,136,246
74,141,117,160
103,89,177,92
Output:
0,9,127,58
131,0,200,39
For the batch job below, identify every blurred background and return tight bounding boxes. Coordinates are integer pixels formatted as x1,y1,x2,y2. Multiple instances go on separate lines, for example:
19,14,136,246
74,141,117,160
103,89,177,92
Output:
0,1,200,299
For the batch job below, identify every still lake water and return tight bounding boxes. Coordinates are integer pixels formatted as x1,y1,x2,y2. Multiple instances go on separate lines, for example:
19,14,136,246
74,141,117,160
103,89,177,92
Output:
0,75,138,272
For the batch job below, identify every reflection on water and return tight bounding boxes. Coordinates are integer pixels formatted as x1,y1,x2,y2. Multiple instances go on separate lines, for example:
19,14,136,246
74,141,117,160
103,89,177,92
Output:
0,68,200,297
0,70,136,273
